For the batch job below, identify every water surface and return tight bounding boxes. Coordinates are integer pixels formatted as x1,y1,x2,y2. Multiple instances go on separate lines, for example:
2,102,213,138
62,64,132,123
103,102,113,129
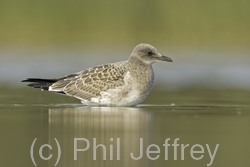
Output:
0,87,250,167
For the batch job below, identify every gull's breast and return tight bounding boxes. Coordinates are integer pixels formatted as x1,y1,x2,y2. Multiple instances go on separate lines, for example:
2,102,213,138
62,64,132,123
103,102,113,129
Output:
89,68,154,106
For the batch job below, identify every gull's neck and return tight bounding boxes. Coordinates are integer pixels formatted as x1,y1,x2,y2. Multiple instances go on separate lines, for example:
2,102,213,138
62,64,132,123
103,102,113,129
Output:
128,54,151,66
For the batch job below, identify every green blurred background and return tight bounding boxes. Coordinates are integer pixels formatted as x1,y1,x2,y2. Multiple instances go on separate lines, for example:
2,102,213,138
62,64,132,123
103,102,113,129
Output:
0,0,249,48
1,0,250,88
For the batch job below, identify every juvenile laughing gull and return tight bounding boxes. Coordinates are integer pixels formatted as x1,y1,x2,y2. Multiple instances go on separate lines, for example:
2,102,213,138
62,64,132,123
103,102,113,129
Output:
22,43,173,106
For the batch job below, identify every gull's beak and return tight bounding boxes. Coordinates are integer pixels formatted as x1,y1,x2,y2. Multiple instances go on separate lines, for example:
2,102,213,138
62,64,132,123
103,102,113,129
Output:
157,55,173,62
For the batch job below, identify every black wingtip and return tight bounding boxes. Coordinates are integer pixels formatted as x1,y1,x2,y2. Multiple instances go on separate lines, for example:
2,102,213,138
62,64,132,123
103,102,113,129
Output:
21,78,58,90
21,79,29,82
21,78,58,83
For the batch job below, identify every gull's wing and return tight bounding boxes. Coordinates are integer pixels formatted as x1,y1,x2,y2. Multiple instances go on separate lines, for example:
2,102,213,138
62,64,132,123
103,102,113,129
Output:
50,63,127,101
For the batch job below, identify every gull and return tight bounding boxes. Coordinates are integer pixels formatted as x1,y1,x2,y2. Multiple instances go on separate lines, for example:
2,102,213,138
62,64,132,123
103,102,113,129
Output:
22,43,173,106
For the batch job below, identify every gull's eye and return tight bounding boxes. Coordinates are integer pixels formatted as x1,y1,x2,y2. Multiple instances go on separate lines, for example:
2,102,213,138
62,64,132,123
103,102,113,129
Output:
147,51,153,56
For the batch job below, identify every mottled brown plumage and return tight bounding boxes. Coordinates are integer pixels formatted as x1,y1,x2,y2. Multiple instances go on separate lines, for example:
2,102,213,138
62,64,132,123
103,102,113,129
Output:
55,62,127,101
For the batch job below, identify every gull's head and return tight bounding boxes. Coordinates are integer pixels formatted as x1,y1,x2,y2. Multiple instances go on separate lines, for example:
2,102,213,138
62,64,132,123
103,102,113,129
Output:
129,43,173,64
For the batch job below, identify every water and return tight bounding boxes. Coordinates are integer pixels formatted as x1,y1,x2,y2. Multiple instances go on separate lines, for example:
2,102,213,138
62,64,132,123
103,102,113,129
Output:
1,86,250,167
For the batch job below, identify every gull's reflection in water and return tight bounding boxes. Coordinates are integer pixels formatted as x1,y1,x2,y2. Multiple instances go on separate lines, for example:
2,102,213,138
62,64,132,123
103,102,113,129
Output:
48,107,153,167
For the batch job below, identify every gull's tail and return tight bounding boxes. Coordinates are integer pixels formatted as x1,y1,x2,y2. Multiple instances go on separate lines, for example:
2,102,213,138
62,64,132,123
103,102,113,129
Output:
21,78,58,90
